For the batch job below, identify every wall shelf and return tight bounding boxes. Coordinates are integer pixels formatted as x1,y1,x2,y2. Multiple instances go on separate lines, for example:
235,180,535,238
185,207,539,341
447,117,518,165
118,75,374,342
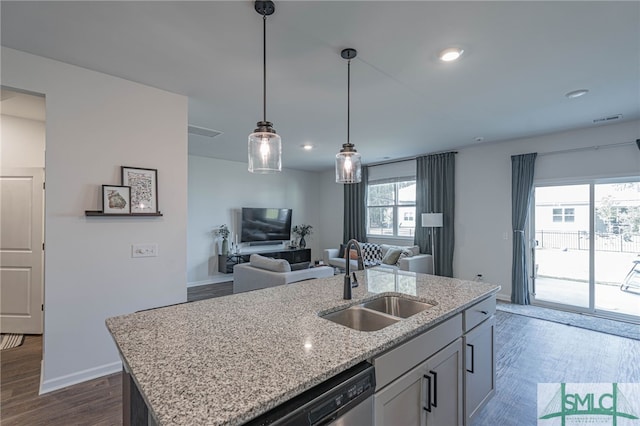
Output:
85,211,163,217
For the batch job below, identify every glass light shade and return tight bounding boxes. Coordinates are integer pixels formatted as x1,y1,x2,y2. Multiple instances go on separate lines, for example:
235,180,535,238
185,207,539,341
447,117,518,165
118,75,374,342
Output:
335,151,362,183
248,131,282,173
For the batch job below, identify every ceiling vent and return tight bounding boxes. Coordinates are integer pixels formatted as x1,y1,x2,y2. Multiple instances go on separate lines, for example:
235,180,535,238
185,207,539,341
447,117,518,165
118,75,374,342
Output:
593,114,622,124
188,125,223,138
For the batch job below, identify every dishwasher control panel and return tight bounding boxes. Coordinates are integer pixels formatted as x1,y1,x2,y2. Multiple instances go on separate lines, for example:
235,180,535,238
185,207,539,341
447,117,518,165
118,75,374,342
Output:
309,369,374,424
245,361,375,426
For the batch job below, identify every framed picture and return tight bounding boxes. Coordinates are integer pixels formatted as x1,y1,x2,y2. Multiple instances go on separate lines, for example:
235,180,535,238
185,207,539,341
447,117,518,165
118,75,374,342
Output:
102,185,131,214
121,166,158,214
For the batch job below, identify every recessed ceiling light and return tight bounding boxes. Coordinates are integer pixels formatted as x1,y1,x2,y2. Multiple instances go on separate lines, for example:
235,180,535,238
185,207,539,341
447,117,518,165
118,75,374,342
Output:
439,47,464,62
474,136,484,143
301,143,314,151
565,89,589,99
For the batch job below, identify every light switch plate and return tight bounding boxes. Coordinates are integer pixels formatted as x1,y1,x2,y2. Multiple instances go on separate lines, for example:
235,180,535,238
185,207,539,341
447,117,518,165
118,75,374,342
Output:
132,243,158,258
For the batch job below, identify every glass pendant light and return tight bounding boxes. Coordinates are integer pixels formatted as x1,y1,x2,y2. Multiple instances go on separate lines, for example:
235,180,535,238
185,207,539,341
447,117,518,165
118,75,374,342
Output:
248,1,282,173
336,48,362,184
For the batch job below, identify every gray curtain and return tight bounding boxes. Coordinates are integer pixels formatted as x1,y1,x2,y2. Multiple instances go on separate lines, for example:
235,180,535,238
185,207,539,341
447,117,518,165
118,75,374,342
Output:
414,153,455,277
343,165,368,243
511,153,537,305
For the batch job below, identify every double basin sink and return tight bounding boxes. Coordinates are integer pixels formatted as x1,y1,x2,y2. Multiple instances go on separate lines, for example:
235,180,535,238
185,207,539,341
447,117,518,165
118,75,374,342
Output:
321,296,434,332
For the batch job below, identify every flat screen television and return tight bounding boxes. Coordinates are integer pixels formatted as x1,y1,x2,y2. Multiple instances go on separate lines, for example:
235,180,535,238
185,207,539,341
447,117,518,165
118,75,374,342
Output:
241,207,292,243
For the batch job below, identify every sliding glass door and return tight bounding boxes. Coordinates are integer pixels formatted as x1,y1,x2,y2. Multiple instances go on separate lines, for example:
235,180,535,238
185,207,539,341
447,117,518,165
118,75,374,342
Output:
532,180,640,321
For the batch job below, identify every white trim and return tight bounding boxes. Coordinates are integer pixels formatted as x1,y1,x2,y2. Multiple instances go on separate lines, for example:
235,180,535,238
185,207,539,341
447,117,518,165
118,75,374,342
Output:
496,293,511,302
39,361,122,395
187,275,233,288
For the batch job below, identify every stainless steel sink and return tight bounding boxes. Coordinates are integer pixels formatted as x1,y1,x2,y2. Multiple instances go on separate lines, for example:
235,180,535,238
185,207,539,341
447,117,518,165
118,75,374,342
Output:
321,306,400,332
361,296,434,319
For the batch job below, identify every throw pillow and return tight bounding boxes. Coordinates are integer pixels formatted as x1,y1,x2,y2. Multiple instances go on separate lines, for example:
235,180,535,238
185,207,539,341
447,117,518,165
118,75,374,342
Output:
337,243,346,258
381,248,403,265
349,249,359,260
249,254,291,273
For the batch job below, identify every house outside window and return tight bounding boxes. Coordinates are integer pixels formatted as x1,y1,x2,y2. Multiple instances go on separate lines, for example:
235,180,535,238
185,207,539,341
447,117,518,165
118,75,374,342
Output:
552,207,575,223
367,180,416,237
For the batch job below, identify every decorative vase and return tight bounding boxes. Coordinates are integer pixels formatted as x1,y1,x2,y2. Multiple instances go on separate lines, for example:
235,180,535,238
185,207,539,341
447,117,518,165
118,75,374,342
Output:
221,238,229,255
299,236,306,249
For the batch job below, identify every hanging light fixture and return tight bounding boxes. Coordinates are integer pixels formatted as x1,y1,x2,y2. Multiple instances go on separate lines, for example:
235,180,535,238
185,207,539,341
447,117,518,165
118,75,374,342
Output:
335,48,362,184
248,0,281,173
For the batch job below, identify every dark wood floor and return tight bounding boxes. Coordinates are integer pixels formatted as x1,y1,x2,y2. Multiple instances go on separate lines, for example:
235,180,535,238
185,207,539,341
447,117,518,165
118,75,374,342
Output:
2,282,638,425
473,311,640,425
186,281,233,302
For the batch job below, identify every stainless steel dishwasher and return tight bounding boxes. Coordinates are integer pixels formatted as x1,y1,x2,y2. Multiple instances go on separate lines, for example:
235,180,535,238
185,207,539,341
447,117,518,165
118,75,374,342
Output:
245,361,375,426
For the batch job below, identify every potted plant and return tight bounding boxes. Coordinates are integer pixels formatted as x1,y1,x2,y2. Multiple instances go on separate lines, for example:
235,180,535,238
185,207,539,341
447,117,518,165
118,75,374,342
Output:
213,224,230,255
292,224,313,249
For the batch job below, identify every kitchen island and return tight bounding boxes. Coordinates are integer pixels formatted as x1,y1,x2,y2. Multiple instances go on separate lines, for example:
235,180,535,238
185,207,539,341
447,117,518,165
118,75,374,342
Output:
106,268,500,425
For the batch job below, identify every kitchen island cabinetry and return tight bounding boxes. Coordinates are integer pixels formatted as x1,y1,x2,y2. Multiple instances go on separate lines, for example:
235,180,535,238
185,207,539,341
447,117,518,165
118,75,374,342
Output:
464,315,495,424
107,270,499,426
374,338,463,425
372,295,495,426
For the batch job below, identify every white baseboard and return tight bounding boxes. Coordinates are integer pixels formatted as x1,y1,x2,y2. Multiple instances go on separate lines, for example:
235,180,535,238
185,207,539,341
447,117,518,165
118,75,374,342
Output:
39,360,122,395
496,293,511,302
187,276,234,288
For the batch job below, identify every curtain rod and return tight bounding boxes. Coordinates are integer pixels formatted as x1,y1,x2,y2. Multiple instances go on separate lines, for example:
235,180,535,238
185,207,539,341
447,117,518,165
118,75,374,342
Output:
537,139,638,157
366,150,458,167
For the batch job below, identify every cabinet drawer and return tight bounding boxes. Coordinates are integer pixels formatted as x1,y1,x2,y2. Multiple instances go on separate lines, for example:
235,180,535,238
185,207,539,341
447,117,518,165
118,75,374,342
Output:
373,313,462,390
463,296,495,332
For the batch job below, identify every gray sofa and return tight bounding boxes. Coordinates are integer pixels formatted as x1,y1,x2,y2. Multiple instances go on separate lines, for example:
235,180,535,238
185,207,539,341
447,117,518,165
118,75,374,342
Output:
233,254,334,294
323,243,433,274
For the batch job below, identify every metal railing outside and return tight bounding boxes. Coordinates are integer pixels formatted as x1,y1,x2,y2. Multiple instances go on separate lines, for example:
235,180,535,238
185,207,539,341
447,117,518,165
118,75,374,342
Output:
536,230,640,253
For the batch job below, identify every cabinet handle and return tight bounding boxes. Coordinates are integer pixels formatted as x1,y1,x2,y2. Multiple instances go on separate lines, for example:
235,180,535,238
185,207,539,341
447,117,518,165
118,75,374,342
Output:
480,310,488,315
422,374,432,413
429,370,438,407
466,343,475,373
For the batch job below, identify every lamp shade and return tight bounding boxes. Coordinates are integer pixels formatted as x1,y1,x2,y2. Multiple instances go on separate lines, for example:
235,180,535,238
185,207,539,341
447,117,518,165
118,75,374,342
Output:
421,213,443,228
248,129,282,173
335,147,362,184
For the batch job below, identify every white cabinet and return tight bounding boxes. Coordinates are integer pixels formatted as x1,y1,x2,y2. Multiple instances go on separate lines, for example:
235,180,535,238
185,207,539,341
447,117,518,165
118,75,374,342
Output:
372,295,496,426
424,338,464,426
374,339,463,426
464,315,495,425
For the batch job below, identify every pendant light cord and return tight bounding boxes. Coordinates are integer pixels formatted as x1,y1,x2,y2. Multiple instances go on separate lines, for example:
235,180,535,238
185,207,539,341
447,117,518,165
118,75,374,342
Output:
263,14,267,122
347,58,351,144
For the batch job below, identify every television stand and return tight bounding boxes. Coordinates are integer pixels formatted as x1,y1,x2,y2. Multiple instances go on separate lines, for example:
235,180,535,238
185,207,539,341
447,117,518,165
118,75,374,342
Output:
218,248,311,274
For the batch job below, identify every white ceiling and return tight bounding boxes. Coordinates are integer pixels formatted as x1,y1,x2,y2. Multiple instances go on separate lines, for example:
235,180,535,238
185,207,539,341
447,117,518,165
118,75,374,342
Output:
2,1,639,171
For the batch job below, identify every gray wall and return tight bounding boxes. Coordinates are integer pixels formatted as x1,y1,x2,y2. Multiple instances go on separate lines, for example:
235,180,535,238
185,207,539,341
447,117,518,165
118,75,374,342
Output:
2,47,188,393
317,120,640,302
187,155,325,286
455,120,640,299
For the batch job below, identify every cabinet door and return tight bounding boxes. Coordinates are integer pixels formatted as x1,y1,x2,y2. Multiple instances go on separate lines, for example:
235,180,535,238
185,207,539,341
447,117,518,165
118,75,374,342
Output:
374,360,428,426
424,339,463,426
464,316,495,425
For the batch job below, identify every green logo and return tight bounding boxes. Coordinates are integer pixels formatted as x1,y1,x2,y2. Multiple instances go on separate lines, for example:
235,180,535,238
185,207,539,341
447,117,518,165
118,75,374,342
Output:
538,383,639,425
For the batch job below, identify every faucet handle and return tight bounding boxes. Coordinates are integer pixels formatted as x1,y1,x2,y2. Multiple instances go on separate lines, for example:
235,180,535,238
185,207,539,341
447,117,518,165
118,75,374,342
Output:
351,272,359,287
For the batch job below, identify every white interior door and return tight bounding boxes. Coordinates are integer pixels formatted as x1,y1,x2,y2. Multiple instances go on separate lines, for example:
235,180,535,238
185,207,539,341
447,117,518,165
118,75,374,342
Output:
0,167,44,334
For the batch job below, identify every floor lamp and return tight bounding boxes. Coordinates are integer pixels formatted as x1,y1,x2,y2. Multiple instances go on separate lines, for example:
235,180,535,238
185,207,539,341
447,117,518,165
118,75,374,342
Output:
421,213,443,275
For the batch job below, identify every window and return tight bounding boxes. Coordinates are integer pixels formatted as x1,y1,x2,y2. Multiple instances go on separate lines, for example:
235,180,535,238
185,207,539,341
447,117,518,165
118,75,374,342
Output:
552,207,575,223
367,180,416,237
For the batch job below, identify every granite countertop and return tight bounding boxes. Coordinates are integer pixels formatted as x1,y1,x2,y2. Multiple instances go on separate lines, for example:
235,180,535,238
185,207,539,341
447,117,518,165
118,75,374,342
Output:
106,268,500,426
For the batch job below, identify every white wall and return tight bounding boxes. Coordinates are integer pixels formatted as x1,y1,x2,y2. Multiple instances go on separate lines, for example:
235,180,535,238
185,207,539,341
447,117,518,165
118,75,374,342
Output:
317,169,344,253
1,114,45,168
456,120,640,300
187,155,324,286
2,47,188,392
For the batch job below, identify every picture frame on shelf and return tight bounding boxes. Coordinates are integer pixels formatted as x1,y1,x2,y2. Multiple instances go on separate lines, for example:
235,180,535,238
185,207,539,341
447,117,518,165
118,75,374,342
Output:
121,166,158,214
102,185,131,214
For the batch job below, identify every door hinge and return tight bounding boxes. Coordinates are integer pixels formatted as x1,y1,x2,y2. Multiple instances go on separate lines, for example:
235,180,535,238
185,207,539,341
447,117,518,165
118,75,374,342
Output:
42,242,45,250
43,182,46,190
41,304,44,311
